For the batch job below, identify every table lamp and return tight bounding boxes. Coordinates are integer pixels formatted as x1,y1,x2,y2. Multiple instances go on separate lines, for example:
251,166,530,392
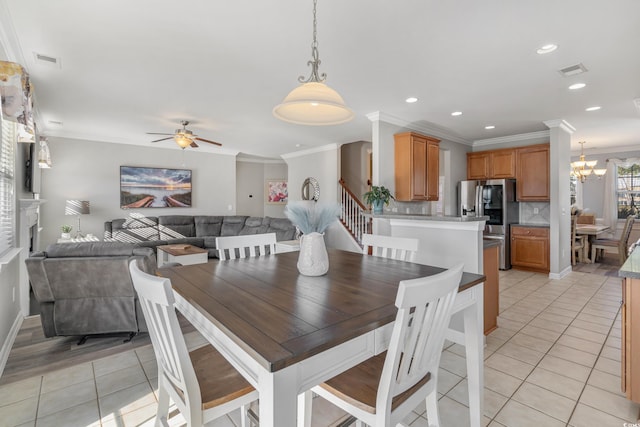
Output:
65,200,90,238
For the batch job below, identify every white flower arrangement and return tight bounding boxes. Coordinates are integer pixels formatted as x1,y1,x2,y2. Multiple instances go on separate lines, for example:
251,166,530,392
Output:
284,201,341,234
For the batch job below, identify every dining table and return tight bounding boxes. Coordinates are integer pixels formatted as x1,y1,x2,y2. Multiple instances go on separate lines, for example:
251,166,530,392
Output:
576,224,611,263
158,249,485,427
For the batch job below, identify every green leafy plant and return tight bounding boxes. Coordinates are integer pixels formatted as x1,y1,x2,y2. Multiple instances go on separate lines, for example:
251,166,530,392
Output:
61,225,72,233
363,186,395,206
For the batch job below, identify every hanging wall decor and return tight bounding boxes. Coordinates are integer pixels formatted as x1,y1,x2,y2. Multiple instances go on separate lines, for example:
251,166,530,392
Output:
0,61,34,135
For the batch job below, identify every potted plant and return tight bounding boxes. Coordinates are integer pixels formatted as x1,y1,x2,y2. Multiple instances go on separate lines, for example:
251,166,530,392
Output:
61,225,72,240
363,186,394,214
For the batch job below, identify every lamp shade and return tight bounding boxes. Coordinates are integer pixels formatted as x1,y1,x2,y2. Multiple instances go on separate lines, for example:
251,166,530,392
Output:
273,82,354,125
65,200,90,215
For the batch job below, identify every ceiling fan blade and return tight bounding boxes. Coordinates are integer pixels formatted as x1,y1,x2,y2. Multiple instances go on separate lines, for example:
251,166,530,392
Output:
195,137,222,147
190,141,199,148
146,132,174,136
151,137,174,143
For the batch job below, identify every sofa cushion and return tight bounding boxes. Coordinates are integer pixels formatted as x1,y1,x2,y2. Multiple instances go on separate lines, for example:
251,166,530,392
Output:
159,215,196,239
195,216,224,237
45,242,150,258
221,216,248,236
267,217,296,241
239,216,270,235
112,216,160,242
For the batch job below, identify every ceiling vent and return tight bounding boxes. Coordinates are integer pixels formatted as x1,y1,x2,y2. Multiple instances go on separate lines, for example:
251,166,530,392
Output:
558,63,587,77
33,52,61,68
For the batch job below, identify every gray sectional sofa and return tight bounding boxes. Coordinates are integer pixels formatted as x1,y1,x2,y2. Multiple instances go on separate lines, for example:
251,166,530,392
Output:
25,243,156,340
104,215,296,257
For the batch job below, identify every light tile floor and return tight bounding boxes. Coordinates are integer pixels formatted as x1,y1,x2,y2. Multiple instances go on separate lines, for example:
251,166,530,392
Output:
0,267,637,426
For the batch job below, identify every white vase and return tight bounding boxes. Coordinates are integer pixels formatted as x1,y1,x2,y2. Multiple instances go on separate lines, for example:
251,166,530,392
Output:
297,232,329,276
61,232,71,240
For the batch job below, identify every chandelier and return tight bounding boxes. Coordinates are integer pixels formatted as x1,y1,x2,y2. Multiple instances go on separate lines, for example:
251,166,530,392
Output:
273,0,354,125
571,141,606,183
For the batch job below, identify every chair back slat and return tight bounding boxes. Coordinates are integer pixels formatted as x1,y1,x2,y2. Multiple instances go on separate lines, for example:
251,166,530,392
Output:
377,263,463,406
129,262,201,414
216,233,277,260
362,234,419,262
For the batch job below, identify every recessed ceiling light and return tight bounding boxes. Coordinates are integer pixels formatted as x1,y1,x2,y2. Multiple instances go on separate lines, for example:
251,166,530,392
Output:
536,44,558,54
485,125,495,130
569,83,586,90
585,106,601,111
451,111,463,116
405,97,418,103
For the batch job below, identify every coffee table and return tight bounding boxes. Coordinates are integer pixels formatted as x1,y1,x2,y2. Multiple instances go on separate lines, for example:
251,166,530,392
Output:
156,244,208,268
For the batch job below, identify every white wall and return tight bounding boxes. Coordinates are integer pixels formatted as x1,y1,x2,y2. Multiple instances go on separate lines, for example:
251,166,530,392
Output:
236,160,288,218
39,138,237,247
283,145,339,204
340,141,371,202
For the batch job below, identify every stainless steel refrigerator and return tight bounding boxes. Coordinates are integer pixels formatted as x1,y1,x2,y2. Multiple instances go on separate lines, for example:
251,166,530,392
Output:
458,179,519,269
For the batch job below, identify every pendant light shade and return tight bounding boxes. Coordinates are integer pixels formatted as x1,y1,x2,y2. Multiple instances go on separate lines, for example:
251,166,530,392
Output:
274,0,353,126
273,82,354,125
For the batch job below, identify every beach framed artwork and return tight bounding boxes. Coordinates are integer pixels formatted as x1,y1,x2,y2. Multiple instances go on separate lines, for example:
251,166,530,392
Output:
266,179,288,204
120,166,192,208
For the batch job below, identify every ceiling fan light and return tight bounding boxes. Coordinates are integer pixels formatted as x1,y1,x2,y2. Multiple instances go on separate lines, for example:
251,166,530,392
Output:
273,82,354,125
174,134,192,148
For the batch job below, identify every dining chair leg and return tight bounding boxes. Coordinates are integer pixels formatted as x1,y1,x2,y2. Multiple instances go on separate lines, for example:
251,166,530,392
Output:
298,391,312,427
240,403,249,427
425,390,441,427
155,376,170,427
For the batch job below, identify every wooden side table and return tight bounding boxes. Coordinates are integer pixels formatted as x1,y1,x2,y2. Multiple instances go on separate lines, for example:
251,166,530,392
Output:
157,244,208,268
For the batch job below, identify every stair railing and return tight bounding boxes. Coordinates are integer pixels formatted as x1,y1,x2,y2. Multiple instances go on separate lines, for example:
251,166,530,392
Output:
338,179,371,247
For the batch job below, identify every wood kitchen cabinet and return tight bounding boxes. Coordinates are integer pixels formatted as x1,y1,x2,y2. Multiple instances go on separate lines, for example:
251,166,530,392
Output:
516,144,550,201
511,225,550,273
483,243,500,335
394,132,440,201
622,277,640,402
466,148,515,180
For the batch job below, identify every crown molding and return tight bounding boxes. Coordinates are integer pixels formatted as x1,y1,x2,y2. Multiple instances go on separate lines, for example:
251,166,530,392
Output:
570,144,640,157
280,143,339,160
366,111,471,145
473,130,551,148
543,119,576,134
236,157,285,164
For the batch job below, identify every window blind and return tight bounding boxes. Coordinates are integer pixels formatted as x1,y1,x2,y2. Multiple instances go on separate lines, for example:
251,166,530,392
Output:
0,118,15,256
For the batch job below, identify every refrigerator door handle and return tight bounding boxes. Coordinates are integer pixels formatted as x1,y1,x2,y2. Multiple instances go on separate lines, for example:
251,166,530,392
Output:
477,185,483,217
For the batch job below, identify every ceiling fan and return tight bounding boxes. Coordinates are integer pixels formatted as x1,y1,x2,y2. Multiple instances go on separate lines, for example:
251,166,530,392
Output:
147,120,222,149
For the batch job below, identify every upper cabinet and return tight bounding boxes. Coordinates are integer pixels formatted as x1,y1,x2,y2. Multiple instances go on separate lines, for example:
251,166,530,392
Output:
395,132,440,201
466,148,516,180
516,144,550,201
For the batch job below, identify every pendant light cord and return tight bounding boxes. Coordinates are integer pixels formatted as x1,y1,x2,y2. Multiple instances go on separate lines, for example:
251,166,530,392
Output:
299,0,327,83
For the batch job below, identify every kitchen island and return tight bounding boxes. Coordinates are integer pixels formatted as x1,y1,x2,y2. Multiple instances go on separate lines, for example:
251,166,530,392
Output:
369,213,488,274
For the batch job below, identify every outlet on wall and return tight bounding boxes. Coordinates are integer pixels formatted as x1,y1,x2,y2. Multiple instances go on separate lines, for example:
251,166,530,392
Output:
533,207,539,214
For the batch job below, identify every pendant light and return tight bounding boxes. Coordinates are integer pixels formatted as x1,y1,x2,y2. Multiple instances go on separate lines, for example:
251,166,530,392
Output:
273,0,353,125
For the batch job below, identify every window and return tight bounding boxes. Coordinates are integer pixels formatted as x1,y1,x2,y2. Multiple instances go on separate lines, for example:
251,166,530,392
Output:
617,163,640,219
0,118,15,256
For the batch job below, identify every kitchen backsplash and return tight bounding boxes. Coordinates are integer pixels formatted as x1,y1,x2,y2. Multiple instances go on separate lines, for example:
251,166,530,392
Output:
520,202,550,224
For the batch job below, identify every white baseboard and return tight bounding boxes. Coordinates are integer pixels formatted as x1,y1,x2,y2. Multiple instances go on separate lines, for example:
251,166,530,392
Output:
549,265,572,280
0,314,23,379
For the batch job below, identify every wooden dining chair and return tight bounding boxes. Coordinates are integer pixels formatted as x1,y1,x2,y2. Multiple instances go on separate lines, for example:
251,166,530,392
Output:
216,232,277,260
362,233,419,262
308,263,464,427
571,215,587,265
129,262,258,427
591,215,635,265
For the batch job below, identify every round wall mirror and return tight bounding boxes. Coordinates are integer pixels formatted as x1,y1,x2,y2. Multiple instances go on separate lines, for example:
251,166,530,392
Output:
301,177,320,201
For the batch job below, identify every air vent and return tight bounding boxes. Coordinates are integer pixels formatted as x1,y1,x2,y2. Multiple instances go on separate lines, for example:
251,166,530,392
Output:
558,63,587,77
47,120,63,126
33,52,62,68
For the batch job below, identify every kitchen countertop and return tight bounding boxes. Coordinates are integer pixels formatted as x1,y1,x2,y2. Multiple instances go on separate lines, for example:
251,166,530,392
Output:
367,213,489,222
620,243,640,279
511,223,550,228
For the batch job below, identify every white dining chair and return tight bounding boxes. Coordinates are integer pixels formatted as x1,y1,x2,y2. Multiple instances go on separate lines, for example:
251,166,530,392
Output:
362,233,419,262
216,232,277,260
129,262,258,427
308,263,464,427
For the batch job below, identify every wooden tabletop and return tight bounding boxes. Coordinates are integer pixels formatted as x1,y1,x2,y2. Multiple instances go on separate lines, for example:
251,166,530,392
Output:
159,249,485,372
156,244,208,256
576,224,610,235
